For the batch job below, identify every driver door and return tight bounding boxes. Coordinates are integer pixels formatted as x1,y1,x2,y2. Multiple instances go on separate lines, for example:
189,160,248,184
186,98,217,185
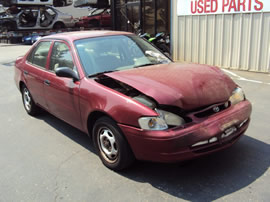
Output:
43,41,82,130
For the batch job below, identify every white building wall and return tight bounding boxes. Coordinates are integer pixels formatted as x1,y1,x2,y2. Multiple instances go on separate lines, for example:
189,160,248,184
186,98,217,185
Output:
171,0,270,73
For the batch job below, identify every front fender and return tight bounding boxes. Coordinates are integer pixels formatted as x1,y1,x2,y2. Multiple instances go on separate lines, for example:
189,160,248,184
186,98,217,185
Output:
79,78,157,133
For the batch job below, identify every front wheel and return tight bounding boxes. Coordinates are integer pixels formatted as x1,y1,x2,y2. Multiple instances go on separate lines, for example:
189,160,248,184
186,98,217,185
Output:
93,117,135,170
21,85,40,116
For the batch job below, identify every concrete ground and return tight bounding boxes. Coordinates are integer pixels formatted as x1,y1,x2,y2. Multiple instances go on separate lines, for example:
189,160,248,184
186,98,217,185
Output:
0,44,269,202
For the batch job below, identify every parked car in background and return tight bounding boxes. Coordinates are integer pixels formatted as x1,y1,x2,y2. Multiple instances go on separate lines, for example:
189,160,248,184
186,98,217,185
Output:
75,8,111,28
22,33,42,44
14,31,252,171
0,5,17,31
31,34,42,43
1,6,75,31
15,6,75,30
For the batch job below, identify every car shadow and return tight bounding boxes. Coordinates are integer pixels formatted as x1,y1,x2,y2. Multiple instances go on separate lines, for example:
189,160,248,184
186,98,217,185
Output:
119,136,270,201
36,112,269,201
1,61,15,67
36,112,95,153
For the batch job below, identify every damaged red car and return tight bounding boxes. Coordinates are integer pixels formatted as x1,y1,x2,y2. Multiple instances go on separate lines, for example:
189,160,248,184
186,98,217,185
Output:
14,31,252,170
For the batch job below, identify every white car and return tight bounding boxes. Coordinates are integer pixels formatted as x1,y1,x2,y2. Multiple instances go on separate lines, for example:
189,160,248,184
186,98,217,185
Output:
15,6,75,30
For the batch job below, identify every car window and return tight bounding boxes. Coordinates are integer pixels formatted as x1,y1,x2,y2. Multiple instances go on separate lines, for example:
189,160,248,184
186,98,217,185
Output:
40,7,56,27
18,9,38,27
27,41,51,68
49,42,75,72
45,8,56,16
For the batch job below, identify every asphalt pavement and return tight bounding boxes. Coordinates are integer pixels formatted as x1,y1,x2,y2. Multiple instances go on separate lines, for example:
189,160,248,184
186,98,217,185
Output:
0,44,269,202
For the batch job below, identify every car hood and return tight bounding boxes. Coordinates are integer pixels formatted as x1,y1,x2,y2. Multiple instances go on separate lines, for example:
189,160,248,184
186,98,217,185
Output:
105,63,237,110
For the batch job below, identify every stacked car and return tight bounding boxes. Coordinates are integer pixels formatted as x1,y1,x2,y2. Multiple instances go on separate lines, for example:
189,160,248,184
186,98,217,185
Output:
75,8,111,28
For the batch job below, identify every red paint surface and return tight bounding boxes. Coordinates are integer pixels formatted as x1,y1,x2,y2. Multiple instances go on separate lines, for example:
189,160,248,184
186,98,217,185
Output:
14,31,252,163
106,63,237,110
75,11,111,28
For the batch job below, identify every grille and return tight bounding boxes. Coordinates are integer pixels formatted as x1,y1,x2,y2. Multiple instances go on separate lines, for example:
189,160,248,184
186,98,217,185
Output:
194,102,230,118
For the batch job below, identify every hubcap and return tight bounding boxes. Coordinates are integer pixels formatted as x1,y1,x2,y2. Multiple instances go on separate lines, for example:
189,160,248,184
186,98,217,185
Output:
98,128,118,163
23,88,31,111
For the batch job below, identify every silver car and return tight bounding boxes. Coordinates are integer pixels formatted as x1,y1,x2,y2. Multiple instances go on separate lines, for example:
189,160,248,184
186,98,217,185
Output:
15,6,75,30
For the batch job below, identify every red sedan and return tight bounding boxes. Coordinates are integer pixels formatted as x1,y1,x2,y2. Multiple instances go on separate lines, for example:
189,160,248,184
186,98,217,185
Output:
75,8,111,28
14,31,252,170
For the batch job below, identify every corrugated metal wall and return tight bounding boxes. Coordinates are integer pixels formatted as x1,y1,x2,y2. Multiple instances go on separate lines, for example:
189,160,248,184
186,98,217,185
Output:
171,1,270,73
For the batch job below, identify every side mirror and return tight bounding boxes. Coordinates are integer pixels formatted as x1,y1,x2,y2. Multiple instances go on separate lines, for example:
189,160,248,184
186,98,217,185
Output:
55,67,79,82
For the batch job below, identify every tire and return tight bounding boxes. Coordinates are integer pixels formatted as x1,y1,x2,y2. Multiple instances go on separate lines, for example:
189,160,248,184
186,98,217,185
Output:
92,117,135,171
53,22,65,30
21,85,40,116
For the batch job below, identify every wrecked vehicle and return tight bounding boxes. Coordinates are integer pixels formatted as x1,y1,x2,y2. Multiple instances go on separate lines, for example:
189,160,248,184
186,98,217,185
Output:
75,8,111,28
16,6,75,29
0,5,17,31
2,6,75,31
14,31,252,170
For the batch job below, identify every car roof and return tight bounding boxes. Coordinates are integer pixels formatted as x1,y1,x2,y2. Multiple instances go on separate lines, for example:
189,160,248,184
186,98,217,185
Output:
42,30,134,42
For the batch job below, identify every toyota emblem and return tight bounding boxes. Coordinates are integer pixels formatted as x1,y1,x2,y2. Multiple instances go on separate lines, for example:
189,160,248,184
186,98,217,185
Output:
213,106,220,113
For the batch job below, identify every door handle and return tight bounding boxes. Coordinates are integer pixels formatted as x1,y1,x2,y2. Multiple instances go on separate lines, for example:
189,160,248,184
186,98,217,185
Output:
44,80,50,86
23,70,29,75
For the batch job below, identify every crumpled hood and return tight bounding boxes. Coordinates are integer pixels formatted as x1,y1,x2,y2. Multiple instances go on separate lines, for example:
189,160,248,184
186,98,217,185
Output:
105,63,237,110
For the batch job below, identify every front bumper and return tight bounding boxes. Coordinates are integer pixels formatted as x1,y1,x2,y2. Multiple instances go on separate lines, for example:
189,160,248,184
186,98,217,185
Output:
119,100,252,163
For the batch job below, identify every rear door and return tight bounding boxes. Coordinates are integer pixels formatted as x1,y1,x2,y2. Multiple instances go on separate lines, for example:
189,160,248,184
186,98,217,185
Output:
43,40,82,129
24,41,52,109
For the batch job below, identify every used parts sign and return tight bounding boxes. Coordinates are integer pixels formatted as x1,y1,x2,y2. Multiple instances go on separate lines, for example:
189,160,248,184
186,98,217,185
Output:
177,0,269,15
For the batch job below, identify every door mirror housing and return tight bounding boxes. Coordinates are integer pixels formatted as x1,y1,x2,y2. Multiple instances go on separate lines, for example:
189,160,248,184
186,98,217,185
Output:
55,67,79,81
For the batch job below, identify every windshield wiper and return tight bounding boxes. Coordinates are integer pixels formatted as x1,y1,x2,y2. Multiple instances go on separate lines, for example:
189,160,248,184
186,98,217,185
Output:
133,63,157,68
88,70,117,78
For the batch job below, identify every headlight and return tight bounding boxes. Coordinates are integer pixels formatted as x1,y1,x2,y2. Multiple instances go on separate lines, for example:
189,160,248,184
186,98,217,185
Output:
229,87,245,105
138,109,185,130
138,117,168,130
155,109,185,126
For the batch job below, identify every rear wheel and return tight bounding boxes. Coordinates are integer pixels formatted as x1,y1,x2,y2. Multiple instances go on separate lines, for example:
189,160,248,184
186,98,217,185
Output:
93,117,135,170
21,85,40,116
53,22,65,30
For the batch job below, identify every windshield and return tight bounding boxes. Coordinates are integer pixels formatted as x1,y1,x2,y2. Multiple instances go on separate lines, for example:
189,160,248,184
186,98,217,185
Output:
74,35,171,76
89,8,107,16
